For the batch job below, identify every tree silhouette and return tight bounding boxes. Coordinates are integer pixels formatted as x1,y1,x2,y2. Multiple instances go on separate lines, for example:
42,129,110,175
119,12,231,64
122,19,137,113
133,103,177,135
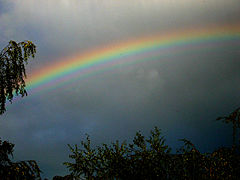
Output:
0,139,41,179
64,127,173,179
217,107,240,152
0,40,36,115
64,127,240,179
0,41,41,179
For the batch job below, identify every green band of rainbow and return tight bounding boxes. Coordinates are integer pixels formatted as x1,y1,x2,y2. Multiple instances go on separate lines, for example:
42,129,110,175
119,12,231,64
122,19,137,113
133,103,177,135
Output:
26,23,240,94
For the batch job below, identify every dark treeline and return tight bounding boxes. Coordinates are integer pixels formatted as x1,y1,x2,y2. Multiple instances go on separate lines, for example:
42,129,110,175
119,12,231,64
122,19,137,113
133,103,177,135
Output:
62,111,240,180
1,115,240,180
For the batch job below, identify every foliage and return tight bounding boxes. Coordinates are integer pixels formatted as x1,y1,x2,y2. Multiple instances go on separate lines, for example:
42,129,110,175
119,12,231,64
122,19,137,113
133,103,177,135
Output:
64,127,240,180
0,138,41,180
217,107,240,152
64,127,172,179
52,175,74,180
0,40,36,115
176,140,240,179
0,40,41,179
208,147,240,179
176,138,208,179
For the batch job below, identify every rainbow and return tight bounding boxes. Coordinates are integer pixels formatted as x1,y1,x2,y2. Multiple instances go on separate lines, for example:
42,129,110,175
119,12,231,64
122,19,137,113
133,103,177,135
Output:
26,23,240,94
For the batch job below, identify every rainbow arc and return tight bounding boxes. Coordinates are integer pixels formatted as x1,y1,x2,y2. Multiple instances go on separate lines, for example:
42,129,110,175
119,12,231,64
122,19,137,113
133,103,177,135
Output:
26,23,240,94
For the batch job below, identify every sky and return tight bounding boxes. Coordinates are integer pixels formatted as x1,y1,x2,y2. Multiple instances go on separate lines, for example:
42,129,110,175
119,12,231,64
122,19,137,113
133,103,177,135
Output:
0,0,240,178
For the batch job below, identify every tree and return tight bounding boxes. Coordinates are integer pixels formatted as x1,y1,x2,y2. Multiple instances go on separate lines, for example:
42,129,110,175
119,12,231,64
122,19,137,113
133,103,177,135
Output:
217,107,240,152
0,41,41,179
64,127,176,179
64,127,240,179
0,139,41,179
0,40,36,115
